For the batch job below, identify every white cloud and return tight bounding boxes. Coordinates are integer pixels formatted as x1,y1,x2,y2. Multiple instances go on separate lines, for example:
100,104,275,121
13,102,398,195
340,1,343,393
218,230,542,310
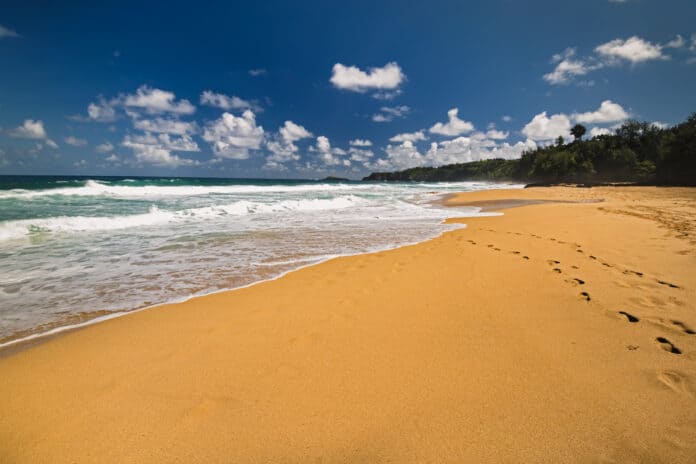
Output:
95,142,114,154
64,136,87,147
279,120,312,144
348,146,374,163
372,105,410,122
544,48,596,84
429,108,475,136
502,115,512,122
425,137,535,166
572,100,629,124
522,112,571,141
45,139,59,149
263,121,313,169
249,68,267,77
202,110,264,160
370,135,536,172
375,141,425,170
595,36,665,63
389,130,426,143
9,119,47,139
312,136,349,166
124,86,195,115
105,153,120,162
133,117,197,135
122,133,199,167
664,35,685,49
0,25,19,38
330,62,405,93
486,129,509,140
590,127,612,137
349,139,372,147
86,97,118,122
200,91,258,112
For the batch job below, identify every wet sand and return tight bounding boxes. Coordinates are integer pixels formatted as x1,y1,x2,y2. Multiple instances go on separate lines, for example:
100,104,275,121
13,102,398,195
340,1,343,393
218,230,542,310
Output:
1,186,695,462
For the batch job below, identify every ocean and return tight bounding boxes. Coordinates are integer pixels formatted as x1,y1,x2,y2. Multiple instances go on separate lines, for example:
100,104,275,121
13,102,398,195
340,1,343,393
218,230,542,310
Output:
0,176,519,345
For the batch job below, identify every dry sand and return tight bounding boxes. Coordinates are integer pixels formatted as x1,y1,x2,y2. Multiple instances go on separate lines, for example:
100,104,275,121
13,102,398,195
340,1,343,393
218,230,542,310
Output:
1,186,695,463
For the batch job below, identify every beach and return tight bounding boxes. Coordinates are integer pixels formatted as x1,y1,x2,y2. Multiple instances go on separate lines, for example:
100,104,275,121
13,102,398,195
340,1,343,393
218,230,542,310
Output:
1,186,695,462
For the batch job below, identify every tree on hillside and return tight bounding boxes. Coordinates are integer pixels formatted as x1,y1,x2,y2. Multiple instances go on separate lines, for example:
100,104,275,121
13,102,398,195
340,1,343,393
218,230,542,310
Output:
556,135,565,146
571,124,586,141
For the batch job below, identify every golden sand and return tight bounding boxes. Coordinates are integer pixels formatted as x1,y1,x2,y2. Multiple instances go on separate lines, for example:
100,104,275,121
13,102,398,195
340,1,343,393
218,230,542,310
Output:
1,186,695,463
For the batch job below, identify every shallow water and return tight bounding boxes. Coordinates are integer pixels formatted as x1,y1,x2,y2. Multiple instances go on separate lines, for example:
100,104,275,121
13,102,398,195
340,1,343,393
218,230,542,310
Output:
0,176,519,342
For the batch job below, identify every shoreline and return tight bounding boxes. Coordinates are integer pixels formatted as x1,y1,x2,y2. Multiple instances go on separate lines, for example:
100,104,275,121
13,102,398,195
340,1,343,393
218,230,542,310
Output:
0,205,472,356
2,186,695,462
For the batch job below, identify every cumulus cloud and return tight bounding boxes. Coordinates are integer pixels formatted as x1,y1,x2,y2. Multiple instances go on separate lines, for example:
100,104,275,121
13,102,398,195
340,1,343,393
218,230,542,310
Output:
64,136,87,147
264,121,313,169
572,100,629,124
372,105,410,122
133,117,197,135
9,119,47,139
522,112,572,141
595,36,665,63
425,137,535,166
123,86,195,115
95,142,115,154
0,25,19,38
545,35,678,85
429,108,475,136
590,127,612,137
330,62,405,94
389,130,426,143
502,115,512,122
202,110,264,160
45,139,59,149
122,133,199,167
249,68,267,77
349,139,372,147
348,146,374,163
544,48,599,85
369,134,535,172
279,120,312,144
86,97,118,122
486,129,509,140
311,136,349,166
200,91,259,112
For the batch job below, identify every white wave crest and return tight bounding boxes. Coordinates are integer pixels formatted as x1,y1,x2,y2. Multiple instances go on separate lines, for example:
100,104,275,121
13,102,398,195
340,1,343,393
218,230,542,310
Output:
0,196,366,241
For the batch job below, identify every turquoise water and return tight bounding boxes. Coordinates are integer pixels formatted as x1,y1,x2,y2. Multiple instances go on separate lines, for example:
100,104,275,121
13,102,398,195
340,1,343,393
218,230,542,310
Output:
0,176,518,344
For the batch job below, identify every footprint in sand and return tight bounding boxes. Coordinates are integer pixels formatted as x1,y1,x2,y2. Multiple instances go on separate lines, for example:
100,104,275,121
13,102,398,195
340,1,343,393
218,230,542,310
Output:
580,292,591,301
672,320,696,335
547,259,560,265
573,278,585,285
623,270,644,277
553,268,562,274
618,311,639,323
658,370,695,398
657,280,680,289
522,256,530,260
656,337,682,354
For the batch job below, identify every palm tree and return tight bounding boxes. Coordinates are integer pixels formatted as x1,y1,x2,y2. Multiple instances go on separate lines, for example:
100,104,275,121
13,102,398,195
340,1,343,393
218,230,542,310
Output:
571,124,587,142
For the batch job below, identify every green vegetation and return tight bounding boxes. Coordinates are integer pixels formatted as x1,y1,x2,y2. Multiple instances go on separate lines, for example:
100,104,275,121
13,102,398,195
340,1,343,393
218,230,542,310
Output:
363,113,696,185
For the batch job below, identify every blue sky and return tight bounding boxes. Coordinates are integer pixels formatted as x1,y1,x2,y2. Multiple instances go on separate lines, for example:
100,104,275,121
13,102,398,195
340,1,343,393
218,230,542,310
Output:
1,0,695,178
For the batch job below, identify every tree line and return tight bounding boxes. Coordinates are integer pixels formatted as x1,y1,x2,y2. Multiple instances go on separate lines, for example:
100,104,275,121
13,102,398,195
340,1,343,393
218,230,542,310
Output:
364,113,696,185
